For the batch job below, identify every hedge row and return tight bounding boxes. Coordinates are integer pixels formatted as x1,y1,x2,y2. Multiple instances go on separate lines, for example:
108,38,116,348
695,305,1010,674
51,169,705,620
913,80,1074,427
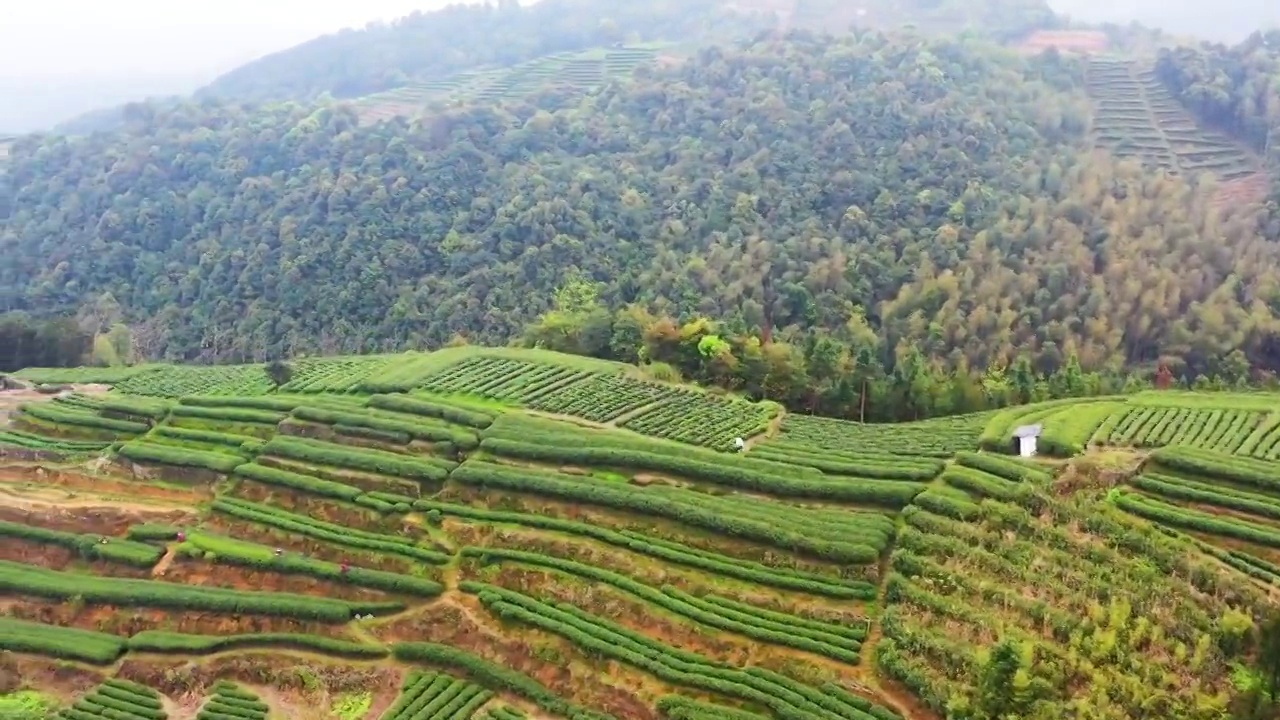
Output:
699,594,866,641
940,467,1041,509
97,684,164,712
383,672,491,720
0,519,162,566
656,696,770,720
334,423,411,445
153,425,259,450
101,397,173,421
747,445,943,481
211,497,449,564
178,530,443,597
391,642,615,720
170,405,288,425
413,500,873,599
953,451,1052,484
911,487,981,521
0,616,126,664
180,395,304,412
460,547,861,662
1038,402,1124,456
483,414,821,479
293,406,479,449
978,397,1118,451
369,394,495,428
465,582,890,720
234,462,364,501
1134,473,1280,521
484,707,528,720
1148,446,1280,492
1115,490,1280,549
126,524,181,542
0,429,110,452
450,461,884,563
0,558,389,621
119,441,244,473
20,402,149,434
261,436,454,481
479,438,922,505
198,685,267,720
127,630,388,658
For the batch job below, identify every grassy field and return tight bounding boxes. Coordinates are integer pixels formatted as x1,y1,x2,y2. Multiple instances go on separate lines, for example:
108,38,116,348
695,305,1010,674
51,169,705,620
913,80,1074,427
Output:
2,347,1278,719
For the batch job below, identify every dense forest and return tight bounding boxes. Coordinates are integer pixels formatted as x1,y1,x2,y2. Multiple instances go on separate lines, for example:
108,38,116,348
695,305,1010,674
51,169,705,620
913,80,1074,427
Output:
4,30,1280,417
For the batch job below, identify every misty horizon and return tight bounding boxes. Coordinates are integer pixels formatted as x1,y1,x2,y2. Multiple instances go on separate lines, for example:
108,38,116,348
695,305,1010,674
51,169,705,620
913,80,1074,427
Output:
0,0,1276,133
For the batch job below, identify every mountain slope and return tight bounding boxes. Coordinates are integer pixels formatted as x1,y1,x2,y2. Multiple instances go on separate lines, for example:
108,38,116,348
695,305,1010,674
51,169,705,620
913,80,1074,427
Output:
4,32,1279,379
198,0,768,103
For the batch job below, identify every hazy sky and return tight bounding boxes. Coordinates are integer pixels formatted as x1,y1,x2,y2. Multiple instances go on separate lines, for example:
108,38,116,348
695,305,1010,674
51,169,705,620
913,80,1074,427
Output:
0,0,1276,132
0,1,461,80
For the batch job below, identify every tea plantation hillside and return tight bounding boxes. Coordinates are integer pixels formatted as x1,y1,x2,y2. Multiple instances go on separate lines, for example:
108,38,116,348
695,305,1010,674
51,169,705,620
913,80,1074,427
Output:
2,346,1280,718
351,45,673,125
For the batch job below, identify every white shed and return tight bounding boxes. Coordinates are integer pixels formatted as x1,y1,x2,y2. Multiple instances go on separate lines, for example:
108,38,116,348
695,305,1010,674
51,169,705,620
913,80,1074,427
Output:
1012,424,1042,458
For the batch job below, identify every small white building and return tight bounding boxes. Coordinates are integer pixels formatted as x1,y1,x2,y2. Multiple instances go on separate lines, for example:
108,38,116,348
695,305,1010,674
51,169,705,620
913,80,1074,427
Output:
1012,424,1042,458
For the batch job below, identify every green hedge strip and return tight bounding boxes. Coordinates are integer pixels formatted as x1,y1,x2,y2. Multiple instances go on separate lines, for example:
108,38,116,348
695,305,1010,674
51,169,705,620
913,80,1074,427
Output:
233,462,364,500
153,426,259,450
450,461,884,563
1149,446,1280,492
656,696,771,720
262,436,454,481
479,438,923,505
413,500,872,599
127,630,388,658
461,547,860,662
0,559,381,621
293,406,478,449
211,498,449,563
368,394,495,428
0,519,163,566
119,441,244,473
391,642,615,720
21,402,149,434
179,530,443,597
0,616,126,664
171,405,288,425
953,452,1052,483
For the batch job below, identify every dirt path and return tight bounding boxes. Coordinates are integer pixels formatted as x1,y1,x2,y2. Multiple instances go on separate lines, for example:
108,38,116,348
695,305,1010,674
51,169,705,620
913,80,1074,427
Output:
151,546,178,577
0,481,198,518
743,409,785,451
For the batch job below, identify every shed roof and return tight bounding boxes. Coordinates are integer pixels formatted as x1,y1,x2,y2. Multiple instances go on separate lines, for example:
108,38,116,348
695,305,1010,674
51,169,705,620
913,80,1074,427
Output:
1012,424,1042,438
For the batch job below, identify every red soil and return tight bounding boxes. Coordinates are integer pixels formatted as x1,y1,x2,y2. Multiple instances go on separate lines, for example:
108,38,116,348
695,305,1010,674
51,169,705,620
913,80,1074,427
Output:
1017,31,1109,55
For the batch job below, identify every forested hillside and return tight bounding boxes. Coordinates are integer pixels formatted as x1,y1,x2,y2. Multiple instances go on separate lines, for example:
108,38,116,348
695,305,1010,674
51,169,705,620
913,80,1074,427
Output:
1156,31,1280,175
4,31,1280,390
198,0,769,103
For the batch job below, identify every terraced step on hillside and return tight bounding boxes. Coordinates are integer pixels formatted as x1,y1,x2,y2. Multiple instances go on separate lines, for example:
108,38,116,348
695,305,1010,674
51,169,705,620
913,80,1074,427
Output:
353,45,663,124
1086,57,1266,190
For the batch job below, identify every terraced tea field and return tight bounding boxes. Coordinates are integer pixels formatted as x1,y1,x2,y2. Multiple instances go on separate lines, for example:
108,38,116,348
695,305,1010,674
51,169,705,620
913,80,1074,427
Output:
2,347,1278,719
1086,56,1264,197
353,46,668,124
